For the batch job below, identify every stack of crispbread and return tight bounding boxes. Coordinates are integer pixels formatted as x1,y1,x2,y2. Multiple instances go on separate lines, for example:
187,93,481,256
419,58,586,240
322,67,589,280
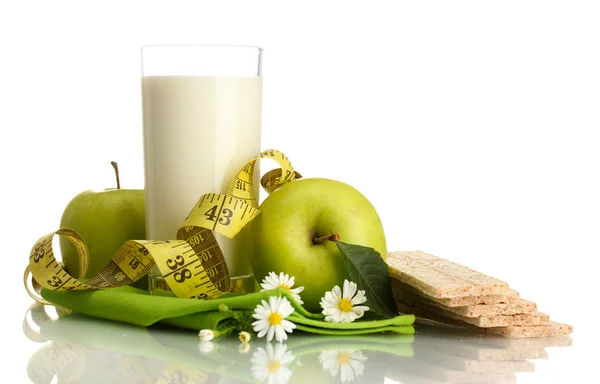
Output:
387,251,573,338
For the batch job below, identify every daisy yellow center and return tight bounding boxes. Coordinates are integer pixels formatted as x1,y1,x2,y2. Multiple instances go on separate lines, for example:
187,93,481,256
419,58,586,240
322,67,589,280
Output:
268,312,283,325
337,352,352,365
267,360,281,373
278,284,291,292
338,298,353,313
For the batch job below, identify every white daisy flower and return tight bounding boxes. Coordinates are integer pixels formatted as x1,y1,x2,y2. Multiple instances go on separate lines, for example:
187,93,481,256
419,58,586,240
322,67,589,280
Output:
198,329,215,341
252,296,296,342
319,349,367,383
260,272,305,305
320,280,369,323
251,343,295,384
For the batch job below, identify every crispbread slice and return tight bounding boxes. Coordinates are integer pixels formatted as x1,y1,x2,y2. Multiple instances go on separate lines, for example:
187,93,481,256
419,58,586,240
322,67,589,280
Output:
484,322,573,339
387,251,510,298
393,283,537,317
392,279,520,307
396,300,549,328
452,300,536,318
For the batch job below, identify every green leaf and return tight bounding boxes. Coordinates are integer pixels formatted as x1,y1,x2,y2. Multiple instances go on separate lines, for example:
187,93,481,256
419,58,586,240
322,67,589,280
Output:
336,241,398,319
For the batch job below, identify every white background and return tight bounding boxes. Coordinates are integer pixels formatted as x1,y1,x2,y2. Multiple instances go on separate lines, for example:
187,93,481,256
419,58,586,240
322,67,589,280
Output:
1,1,598,382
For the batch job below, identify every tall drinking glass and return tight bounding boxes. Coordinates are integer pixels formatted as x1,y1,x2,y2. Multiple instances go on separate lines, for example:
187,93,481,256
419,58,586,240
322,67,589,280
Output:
141,45,263,293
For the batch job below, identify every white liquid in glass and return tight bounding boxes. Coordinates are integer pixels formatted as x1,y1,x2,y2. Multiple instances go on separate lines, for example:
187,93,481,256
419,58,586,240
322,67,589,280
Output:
142,75,262,277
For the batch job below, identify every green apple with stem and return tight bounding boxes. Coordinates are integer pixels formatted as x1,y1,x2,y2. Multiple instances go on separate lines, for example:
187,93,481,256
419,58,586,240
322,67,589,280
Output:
243,178,387,312
60,162,146,285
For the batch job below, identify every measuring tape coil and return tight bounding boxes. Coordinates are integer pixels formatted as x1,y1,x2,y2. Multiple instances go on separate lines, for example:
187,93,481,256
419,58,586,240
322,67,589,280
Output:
25,150,299,303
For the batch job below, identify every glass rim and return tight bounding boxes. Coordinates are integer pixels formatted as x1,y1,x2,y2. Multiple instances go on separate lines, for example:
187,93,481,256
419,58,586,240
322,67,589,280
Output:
140,44,263,52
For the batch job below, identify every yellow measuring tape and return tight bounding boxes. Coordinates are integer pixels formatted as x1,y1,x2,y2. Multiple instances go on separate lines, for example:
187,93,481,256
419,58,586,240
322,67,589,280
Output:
24,149,300,304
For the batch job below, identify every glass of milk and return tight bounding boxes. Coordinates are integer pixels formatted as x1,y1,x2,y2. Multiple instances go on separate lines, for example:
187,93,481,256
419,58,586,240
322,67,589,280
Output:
141,45,262,294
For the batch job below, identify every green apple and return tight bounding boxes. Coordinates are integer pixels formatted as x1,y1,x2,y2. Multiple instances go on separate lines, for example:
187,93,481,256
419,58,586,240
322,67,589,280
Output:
244,178,387,312
59,162,145,283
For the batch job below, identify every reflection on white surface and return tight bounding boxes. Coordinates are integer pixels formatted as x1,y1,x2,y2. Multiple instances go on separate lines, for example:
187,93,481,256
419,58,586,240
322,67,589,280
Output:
198,340,216,353
251,343,295,384
23,304,572,384
319,349,367,383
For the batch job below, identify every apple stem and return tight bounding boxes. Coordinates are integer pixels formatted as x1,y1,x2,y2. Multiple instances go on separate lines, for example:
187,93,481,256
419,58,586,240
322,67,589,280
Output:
111,161,121,189
313,233,340,244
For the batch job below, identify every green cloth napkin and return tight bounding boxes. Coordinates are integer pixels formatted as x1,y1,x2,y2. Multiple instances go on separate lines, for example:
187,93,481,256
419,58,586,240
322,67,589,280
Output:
41,286,414,337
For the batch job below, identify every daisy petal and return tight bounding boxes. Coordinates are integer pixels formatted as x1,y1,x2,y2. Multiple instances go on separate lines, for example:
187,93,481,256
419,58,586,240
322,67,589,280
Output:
256,326,268,338
346,312,359,322
281,319,296,332
292,294,304,305
322,308,340,316
340,312,353,323
291,286,304,294
264,274,278,287
322,291,337,306
351,290,367,305
344,280,357,299
278,298,294,317
332,285,342,299
262,276,275,287
275,326,287,342
268,296,281,311
266,325,275,342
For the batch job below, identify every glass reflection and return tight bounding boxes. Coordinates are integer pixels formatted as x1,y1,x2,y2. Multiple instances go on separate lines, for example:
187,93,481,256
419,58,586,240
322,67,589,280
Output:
23,304,571,384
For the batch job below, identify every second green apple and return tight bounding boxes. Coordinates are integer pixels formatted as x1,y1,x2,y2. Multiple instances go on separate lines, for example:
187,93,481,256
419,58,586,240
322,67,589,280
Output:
243,178,387,312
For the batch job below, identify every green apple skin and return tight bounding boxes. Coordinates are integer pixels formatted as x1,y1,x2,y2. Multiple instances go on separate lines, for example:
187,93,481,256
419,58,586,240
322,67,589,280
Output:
59,189,145,283
245,178,387,312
